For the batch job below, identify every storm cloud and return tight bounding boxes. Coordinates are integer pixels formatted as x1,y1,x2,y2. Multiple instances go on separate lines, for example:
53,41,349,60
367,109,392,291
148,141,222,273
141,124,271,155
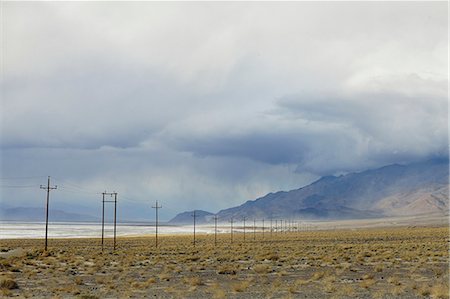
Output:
1,2,447,220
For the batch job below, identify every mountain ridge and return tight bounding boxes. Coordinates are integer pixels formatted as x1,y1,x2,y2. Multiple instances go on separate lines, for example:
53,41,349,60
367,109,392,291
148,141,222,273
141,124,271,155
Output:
169,159,448,222
213,159,448,220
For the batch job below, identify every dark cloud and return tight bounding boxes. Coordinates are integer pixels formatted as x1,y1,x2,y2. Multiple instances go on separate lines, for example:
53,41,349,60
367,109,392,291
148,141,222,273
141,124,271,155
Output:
165,90,448,175
1,2,447,219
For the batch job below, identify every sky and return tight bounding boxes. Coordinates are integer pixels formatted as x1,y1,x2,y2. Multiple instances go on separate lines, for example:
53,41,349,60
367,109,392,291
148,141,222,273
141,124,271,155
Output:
1,1,448,221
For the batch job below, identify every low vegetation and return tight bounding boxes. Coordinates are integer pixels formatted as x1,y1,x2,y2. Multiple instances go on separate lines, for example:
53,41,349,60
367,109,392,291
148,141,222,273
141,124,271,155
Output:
0,226,448,298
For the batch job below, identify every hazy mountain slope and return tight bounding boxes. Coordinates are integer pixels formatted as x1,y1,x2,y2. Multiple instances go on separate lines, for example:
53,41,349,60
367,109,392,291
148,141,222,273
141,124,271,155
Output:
374,184,448,216
215,159,449,220
168,210,214,225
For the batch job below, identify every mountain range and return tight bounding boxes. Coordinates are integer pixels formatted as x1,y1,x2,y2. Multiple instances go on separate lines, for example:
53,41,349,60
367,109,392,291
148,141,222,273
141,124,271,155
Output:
170,159,449,223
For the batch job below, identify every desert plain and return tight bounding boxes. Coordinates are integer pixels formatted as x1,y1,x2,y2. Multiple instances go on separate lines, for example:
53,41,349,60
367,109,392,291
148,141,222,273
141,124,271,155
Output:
0,220,449,299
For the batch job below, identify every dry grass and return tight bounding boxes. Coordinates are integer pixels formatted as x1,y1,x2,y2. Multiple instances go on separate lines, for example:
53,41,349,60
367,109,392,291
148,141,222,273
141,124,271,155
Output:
431,282,450,299
0,226,447,298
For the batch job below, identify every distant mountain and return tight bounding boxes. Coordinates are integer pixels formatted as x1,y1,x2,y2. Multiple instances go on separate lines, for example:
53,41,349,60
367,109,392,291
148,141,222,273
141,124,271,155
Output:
168,210,214,225
0,207,99,222
214,159,449,220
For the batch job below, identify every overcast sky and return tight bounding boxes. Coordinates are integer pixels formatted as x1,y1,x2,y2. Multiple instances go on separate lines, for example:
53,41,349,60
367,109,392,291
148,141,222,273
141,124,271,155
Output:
1,2,448,220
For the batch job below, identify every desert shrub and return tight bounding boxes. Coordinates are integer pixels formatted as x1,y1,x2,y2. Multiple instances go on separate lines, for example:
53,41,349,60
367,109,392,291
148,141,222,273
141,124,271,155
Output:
186,276,203,286
217,265,237,275
360,278,376,289
74,277,83,285
0,279,18,290
416,284,431,296
387,276,401,286
253,264,271,274
374,264,383,272
310,271,325,280
231,280,250,292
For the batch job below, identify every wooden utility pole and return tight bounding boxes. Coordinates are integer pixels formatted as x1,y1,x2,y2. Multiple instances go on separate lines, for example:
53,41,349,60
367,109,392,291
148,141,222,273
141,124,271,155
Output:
230,217,234,244
40,176,57,251
114,193,117,250
270,218,273,238
242,216,247,242
192,210,198,246
213,215,218,246
262,218,265,239
275,220,278,235
152,200,162,248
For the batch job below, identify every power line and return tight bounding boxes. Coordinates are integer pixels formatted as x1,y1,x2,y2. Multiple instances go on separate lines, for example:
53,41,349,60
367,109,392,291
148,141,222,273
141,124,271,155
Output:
120,196,142,204
1,185,37,188
0,176,46,180
52,178,99,194
57,188,98,196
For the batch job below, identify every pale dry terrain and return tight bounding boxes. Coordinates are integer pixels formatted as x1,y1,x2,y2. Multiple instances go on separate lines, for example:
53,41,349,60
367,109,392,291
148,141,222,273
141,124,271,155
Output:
0,226,448,298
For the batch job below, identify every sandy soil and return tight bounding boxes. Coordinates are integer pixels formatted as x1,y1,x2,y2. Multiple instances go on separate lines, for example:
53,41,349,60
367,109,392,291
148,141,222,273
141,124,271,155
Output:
0,225,448,298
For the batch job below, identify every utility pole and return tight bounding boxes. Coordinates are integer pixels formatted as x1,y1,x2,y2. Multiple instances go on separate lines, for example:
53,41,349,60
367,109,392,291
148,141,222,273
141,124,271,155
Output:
101,192,118,251
230,217,234,244
213,215,218,246
253,218,256,240
270,218,273,238
152,200,162,248
40,176,57,251
192,210,198,246
275,220,278,235
102,192,105,251
113,193,117,250
242,216,247,242
262,218,265,240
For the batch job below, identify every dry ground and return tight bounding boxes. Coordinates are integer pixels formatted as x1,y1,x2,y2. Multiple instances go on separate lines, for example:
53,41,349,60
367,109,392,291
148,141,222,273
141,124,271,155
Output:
0,226,448,298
